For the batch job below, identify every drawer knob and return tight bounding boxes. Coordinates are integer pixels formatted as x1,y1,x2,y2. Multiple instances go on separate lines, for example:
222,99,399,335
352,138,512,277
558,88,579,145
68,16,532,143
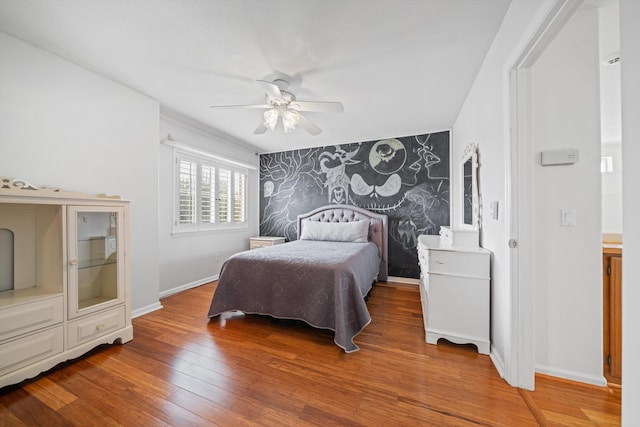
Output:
96,323,106,331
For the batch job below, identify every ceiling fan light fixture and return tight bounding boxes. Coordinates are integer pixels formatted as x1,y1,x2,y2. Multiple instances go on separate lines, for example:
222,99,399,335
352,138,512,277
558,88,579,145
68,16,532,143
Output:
283,110,300,133
211,78,343,135
263,108,279,131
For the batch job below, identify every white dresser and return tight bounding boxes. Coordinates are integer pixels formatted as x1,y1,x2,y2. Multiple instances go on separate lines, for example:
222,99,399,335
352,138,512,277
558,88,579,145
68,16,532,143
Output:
417,234,490,354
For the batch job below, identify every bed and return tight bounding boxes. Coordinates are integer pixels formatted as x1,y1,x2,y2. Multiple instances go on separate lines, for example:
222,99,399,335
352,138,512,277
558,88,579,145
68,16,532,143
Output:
207,204,388,352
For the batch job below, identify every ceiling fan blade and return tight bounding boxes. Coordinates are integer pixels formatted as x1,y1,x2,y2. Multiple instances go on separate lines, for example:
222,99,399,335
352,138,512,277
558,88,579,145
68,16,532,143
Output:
254,122,268,134
256,80,285,102
297,113,322,136
210,104,271,109
289,101,344,113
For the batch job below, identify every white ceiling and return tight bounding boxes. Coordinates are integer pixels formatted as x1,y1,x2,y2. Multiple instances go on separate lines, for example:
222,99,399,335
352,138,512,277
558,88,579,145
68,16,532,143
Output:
0,0,511,153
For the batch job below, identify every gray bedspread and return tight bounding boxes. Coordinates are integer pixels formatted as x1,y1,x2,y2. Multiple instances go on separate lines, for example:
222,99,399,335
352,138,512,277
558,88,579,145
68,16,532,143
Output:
207,240,381,352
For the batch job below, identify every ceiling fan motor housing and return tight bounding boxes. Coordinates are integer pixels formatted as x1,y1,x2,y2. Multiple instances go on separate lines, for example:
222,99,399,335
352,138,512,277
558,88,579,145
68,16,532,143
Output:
268,79,295,105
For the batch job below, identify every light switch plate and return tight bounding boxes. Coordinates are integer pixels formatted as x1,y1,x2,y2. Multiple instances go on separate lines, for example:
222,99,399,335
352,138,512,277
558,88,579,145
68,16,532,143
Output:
561,208,576,226
491,201,499,220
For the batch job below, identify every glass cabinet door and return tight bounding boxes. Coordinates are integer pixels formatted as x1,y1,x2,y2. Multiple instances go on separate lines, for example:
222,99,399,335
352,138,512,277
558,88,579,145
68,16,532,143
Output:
67,206,125,318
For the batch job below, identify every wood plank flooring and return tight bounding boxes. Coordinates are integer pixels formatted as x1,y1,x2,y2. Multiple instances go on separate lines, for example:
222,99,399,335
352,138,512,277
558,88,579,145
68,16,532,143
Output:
0,282,621,426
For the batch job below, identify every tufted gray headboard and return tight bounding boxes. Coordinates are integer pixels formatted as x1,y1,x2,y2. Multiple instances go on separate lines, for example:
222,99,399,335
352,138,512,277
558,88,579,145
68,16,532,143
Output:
297,204,388,282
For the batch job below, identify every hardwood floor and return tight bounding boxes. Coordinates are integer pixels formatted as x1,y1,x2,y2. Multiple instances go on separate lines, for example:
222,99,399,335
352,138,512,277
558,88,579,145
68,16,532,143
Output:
0,282,621,426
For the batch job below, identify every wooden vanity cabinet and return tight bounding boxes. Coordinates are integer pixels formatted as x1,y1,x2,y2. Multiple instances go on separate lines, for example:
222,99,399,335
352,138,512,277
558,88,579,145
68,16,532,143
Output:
603,246,622,385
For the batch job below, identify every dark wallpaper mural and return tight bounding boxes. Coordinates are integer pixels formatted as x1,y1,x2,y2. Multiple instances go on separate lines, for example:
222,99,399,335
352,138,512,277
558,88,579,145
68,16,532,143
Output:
259,131,450,278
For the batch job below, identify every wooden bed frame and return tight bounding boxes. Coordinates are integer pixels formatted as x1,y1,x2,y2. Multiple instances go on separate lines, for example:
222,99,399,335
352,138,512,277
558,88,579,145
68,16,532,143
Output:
296,204,388,282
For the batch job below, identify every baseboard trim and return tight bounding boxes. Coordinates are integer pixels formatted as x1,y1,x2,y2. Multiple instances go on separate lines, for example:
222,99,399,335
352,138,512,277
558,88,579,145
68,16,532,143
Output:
535,364,607,387
490,345,506,380
133,276,220,319
159,275,219,299
387,276,419,285
132,301,163,319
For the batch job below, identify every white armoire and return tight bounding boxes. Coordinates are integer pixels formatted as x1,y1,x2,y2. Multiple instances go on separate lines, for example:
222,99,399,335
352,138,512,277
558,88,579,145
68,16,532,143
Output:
0,178,132,388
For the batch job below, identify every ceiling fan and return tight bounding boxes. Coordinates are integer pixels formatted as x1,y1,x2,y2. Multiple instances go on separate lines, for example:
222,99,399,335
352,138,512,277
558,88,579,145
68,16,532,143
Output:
210,79,343,135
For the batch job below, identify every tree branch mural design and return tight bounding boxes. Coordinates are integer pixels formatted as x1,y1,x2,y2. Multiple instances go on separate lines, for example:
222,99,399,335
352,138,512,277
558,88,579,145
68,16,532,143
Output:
260,131,449,278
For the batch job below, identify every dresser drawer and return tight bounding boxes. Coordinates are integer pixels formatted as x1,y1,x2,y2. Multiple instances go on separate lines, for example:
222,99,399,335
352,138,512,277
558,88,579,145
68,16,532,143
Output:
439,226,479,248
420,249,489,278
0,296,64,342
0,326,64,376
67,306,125,348
250,240,272,249
249,237,285,249
427,274,489,340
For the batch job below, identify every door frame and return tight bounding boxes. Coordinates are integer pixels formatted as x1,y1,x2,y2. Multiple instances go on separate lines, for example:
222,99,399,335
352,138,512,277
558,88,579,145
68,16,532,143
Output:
506,0,583,390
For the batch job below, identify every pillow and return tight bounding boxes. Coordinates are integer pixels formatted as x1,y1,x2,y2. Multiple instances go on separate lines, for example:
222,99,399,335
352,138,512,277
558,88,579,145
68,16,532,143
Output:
299,219,370,243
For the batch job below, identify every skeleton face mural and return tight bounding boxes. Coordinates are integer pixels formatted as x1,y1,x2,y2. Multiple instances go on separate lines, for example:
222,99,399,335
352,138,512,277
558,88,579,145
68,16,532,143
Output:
370,139,407,175
259,132,450,279
346,136,449,261
344,139,407,205
345,138,422,212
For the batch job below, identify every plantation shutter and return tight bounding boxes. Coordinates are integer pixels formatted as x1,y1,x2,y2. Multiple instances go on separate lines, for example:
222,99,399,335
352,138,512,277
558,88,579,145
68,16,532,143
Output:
172,148,248,234
201,164,216,224
234,172,246,222
218,168,231,223
178,159,197,225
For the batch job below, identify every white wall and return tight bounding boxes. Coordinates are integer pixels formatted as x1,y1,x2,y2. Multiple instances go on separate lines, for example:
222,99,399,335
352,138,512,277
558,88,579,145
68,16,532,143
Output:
531,7,604,384
599,0,621,147
0,31,160,313
599,0,622,236
601,142,623,233
620,0,640,423
158,114,259,296
451,0,547,385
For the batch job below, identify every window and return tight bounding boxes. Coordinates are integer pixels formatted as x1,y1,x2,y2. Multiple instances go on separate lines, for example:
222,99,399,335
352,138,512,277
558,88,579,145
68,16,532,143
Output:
174,152,248,234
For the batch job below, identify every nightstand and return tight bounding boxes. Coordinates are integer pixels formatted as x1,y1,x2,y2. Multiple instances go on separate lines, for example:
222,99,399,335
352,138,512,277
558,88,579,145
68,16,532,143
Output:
249,236,285,249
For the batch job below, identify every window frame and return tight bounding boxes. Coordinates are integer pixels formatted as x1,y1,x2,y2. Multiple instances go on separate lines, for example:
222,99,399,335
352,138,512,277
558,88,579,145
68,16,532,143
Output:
172,150,249,236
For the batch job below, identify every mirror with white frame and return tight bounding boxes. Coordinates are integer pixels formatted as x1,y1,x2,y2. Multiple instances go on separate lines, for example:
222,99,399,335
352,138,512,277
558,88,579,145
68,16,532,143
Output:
461,143,479,230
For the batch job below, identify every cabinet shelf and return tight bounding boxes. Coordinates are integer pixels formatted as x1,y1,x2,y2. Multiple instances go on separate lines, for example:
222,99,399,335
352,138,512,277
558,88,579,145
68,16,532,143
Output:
78,295,117,310
78,258,117,270
0,287,63,308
